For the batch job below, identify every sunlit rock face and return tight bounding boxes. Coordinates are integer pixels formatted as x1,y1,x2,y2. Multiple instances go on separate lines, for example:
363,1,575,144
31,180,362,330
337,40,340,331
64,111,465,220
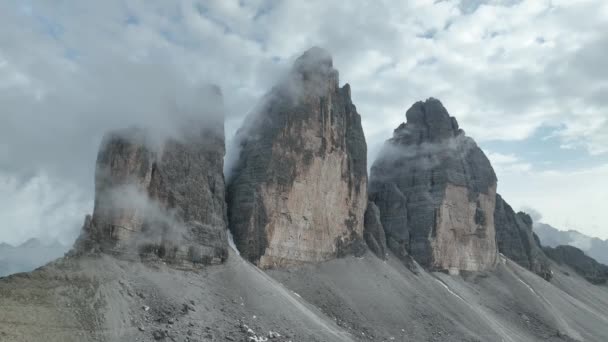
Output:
369,98,498,272
227,47,368,269
494,194,552,280
73,86,228,265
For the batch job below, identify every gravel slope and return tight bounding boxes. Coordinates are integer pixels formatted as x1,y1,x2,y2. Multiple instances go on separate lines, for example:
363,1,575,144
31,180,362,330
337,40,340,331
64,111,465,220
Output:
0,250,607,342
0,250,353,342
269,253,608,342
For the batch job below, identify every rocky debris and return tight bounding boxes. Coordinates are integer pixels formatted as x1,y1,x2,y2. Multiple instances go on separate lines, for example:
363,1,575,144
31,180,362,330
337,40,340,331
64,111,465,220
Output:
227,47,368,268
237,320,289,342
72,85,228,265
494,195,552,280
363,201,387,259
369,98,498,272
543,245,608,284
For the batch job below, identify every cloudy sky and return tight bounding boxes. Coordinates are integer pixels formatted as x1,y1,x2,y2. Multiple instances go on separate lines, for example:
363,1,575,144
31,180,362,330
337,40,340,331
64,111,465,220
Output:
1,0,607,246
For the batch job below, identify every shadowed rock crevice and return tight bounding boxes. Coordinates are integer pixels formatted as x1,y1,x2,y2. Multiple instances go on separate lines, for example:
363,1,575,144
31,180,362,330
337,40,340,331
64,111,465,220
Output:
369,98,498,273
494,194,552,280
227,47,367,268
363,201,388,259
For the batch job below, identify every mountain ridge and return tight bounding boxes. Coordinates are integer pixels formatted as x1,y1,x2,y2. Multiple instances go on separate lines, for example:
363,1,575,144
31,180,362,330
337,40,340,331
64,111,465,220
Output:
535,222,608,265
0,47,607,342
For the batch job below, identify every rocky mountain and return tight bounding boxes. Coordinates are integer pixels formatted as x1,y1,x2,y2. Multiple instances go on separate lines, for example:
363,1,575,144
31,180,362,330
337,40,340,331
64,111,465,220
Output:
73,85,228,265
535,222,608,265
227,47,367,268
494,195,552,280
1,48,608,342
369,98,498,273
544,245,608,285
0,239,68,277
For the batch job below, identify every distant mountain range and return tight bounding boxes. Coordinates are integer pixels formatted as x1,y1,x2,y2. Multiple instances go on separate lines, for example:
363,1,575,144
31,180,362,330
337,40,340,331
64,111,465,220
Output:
535,222,608,265
0,238,69,277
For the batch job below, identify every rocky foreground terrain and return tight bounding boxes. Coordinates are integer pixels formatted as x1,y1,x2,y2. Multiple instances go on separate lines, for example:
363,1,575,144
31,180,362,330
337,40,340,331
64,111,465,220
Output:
1,47,607,342
1,248,608,342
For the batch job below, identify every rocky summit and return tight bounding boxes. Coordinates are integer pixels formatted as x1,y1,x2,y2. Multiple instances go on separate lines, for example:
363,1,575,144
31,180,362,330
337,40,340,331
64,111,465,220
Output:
494,194,552,280
369,98,499,273
227,47,367,268
73,85,228,265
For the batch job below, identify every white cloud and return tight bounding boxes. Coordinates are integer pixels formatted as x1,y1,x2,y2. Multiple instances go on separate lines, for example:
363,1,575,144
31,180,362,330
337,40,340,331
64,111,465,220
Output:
0,0,607,243
496,163,608,239
486,151,533,173
0,172,90,245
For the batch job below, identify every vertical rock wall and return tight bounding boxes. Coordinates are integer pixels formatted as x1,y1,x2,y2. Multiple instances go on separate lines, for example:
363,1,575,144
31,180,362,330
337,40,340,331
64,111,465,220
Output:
363,201,388,260
74,86,228,265
227,47,368,268
494,194,552,280
369,98,498,272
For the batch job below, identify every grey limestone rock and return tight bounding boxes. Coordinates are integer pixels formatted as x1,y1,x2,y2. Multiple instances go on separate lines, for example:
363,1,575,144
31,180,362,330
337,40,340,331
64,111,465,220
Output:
369,98,498,272
494,194,552,280
73,86,228,265
363,201,388,260
227,47,368,268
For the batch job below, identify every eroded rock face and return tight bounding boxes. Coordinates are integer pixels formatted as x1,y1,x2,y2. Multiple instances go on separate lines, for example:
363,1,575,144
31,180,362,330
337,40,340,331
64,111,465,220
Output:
494,195,552,280
544,245,608,284
74,86,228,265
369,98,498,272
227,47,367,268
363,201,388,260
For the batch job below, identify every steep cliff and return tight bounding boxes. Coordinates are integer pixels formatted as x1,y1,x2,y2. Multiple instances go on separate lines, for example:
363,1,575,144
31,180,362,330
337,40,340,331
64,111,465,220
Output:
369,98,498,273
494,195,552,280
544,245,608,284
227,47,367,268
363,201,388,260
73,86,228,265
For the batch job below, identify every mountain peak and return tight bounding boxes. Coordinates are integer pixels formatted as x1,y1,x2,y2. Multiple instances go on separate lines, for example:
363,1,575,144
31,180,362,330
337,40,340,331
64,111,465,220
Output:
394,98,461,143
293,46,333,71
370,100,498,273
227,47,367,268
20,238,43,248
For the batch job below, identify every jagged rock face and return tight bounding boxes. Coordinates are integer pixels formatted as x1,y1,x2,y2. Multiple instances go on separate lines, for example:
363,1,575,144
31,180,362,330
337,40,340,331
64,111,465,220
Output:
544,245,608,285
363,201,388,260
74,87,228,265
227,47,368,268
494,195,552,280
369,99,498,273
